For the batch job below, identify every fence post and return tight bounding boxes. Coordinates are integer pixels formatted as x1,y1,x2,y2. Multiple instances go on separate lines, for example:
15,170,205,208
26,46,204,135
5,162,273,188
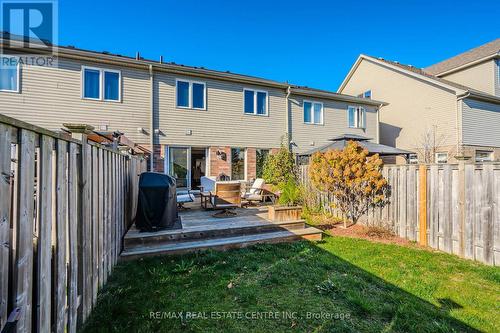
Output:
64,123,94,324
456,156,470,257
418,165,427,246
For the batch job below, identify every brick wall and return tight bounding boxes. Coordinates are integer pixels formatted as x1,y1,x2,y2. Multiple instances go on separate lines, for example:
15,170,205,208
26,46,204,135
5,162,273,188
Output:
138,144,164,173
209,146,231,178
246,148,256,181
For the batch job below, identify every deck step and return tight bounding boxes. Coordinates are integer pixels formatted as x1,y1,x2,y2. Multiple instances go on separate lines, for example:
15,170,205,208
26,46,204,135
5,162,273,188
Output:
120,227,323,260
123,219,307,249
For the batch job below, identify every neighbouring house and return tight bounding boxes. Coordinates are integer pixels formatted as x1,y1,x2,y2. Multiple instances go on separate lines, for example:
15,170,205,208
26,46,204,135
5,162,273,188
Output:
338,38,500,164
0,33,385,190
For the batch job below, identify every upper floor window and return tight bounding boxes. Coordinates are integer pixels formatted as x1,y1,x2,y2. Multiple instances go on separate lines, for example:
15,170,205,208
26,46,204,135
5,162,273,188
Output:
304,101,323,125
176,79,206,110
357,90,371,99
244,89,268,116
408,154,418,164
82,66,121,101
0,56,19,92
348,106,365,128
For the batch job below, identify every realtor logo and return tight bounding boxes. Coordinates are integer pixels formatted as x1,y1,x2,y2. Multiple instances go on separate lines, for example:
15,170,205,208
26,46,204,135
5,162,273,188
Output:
1,0,58,51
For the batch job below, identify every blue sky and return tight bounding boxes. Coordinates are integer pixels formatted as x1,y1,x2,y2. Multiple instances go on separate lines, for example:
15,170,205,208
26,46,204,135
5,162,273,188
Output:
58,0,500,91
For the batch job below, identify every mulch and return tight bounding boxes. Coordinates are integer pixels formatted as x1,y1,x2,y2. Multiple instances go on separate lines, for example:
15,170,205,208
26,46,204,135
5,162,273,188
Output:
313,218,418,247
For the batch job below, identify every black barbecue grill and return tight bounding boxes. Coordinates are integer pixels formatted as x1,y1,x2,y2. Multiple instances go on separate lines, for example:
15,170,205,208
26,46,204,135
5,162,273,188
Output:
135,172,179,232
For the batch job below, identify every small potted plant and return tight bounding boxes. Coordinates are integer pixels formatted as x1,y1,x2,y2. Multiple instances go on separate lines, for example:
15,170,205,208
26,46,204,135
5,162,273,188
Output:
268,178,303,221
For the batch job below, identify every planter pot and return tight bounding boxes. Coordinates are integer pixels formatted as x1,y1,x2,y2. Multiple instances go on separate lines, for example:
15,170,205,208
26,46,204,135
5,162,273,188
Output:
268,205,302,222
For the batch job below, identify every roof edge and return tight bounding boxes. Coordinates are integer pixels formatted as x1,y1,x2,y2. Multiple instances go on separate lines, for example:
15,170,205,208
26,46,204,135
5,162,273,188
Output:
431,53,500,77
291,86,387,106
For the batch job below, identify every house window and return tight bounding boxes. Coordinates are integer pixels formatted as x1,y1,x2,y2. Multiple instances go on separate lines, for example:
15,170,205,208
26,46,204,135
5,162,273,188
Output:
256,149,269,178
304,101,323,124
176,79,206,110
244,89,268,115
475,150,493,162
348,106,365,128
82,66,121,101
435,152,448,164
231,148,246,180
408,154,418,164
357,90,371,99
0,56,20,92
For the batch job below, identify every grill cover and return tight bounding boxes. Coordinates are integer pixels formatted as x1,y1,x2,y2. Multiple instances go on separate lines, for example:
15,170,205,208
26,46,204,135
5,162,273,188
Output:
135,172,178,232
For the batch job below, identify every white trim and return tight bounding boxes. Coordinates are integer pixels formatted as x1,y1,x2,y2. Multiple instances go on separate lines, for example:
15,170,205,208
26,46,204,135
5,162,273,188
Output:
303,100,324,125
175,78,207,110
81,65,122,102
243,88,269,116
347,105,365,129
0,55,20,93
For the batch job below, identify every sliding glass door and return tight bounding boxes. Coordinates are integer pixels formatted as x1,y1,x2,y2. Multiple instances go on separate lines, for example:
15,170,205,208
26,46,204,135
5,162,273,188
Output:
169,147,189,189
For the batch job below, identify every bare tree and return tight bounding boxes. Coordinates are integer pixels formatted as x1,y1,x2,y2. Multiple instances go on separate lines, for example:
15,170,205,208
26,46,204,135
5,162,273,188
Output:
416,125,448,163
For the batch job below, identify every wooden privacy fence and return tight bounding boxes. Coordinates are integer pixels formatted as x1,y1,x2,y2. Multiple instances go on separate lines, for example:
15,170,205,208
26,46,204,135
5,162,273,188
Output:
0,114,146,333
300,162,500,266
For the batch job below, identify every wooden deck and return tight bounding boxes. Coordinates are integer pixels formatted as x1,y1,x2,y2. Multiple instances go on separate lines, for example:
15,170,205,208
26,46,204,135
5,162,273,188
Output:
121,199,322,259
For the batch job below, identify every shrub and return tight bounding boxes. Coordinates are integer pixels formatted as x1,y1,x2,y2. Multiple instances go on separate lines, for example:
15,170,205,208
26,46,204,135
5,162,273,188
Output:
277,178,303,206
262,141,296,186
309,141,390,228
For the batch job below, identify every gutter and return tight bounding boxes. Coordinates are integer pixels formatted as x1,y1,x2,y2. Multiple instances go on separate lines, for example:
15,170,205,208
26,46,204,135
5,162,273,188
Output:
149,64,154,171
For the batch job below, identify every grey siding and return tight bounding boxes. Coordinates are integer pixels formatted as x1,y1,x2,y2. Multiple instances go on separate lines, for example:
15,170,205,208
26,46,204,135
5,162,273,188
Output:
0,53,379,152
0,58,151,143
496,60,500,97
154,73,287,148
462,99,500,147
290,95,378,154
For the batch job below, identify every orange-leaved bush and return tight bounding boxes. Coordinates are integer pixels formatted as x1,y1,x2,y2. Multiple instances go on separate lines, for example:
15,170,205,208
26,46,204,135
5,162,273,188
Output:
309,141,390,227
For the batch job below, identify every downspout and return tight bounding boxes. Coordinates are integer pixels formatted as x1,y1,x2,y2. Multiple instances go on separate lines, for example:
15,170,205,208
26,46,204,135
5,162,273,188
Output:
456,92,470,157
149,64,154,171
377,103,383,144
285,85,291,150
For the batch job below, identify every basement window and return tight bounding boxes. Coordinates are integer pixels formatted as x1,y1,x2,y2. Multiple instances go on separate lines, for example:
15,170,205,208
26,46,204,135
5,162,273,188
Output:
435,152,448,164
475,150,493,162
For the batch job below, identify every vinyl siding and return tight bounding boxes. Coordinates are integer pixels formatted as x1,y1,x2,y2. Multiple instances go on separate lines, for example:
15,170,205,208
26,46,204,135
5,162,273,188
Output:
440,60,496,96
0,58,151,143
341,58,458,151
155,73,286,148
289,95,378,154
462,99,500,147
0,53,379,152
496,60,500,97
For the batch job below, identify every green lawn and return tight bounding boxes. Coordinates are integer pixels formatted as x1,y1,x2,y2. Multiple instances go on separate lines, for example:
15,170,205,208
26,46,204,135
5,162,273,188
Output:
81,236,500,333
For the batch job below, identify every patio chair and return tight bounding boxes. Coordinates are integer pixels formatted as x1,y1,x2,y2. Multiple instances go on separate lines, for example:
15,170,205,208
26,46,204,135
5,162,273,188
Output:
199,176,217,208
241,178,265,205
209,181,242,217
